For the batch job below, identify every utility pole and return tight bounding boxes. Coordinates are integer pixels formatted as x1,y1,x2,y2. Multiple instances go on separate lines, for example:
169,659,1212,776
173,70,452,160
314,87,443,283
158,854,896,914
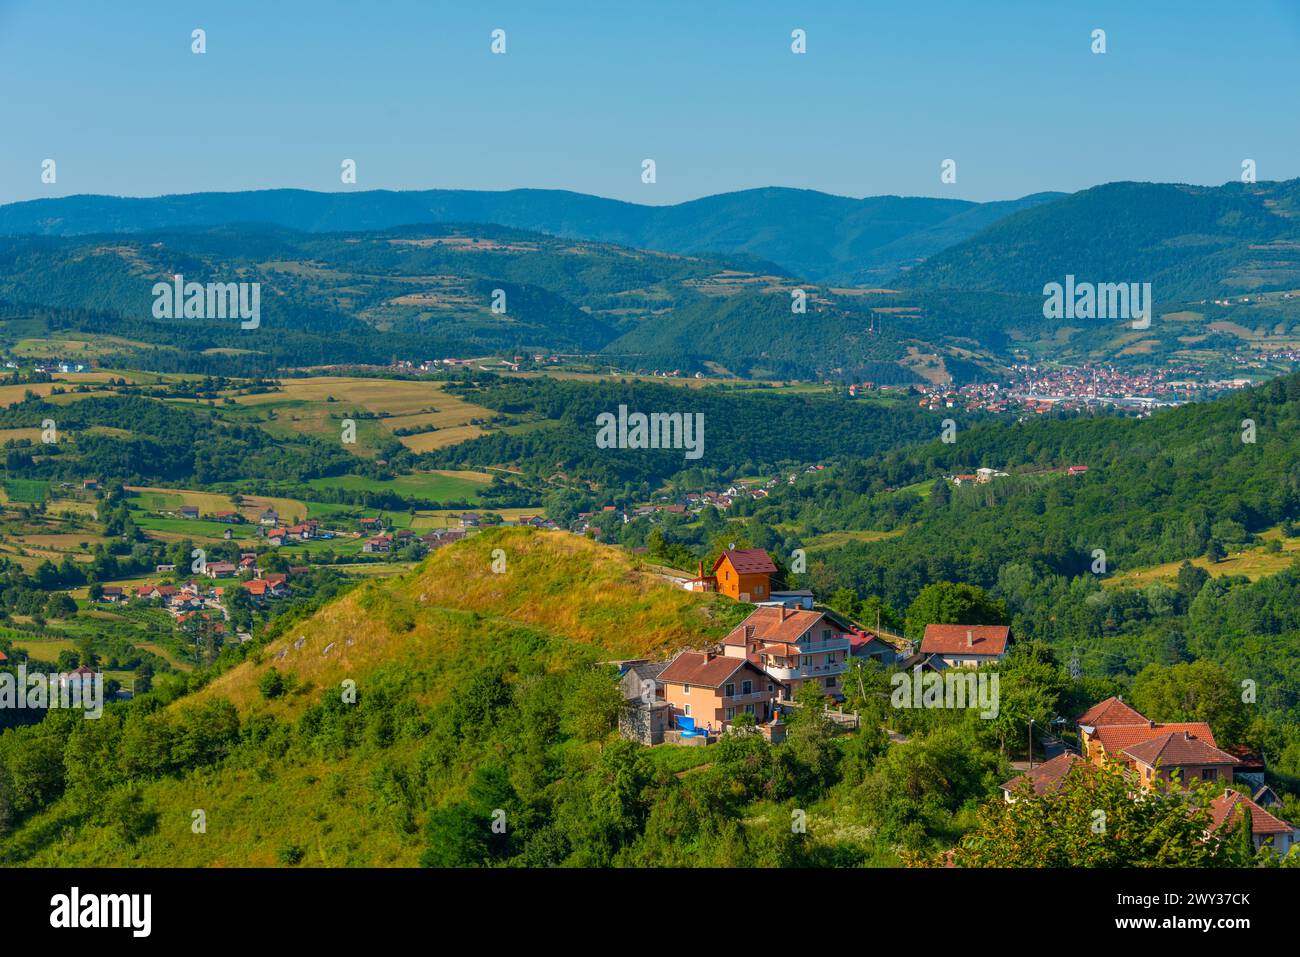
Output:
1028,718,1035,770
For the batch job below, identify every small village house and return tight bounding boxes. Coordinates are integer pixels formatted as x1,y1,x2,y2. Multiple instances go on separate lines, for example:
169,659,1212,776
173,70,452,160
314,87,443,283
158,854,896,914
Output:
711,548,777,602
919,624,1010,668
658,651,777,731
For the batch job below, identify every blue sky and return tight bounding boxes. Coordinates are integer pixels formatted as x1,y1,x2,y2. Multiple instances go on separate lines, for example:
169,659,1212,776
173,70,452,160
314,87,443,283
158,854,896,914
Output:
2,0,1298,206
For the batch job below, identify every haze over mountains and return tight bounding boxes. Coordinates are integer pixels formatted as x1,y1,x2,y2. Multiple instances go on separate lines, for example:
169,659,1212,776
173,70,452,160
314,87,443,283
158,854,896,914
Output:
3,178,1300,382
0,186,1062,286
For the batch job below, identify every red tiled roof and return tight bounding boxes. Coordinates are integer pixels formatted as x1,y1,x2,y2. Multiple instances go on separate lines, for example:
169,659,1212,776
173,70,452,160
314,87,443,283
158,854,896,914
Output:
1001,752,1089,796
1210,790,1295,836
1093,721,1217,755
721,607,837,648
920,624,1009,656
1122,731,1238,768
712,548,777,576
658,652,765,689
1077,696,1148,728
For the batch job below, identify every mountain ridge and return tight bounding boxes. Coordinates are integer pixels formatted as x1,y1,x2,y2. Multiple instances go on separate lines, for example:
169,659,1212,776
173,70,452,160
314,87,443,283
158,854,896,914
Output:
0,186,1063,285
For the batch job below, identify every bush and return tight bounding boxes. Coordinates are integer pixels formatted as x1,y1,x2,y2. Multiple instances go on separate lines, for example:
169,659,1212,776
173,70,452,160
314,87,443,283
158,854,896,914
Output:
258,667,287,700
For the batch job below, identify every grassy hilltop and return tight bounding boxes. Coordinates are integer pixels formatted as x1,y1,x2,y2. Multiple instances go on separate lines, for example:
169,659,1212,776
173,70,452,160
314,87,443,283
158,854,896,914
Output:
0,529,749,867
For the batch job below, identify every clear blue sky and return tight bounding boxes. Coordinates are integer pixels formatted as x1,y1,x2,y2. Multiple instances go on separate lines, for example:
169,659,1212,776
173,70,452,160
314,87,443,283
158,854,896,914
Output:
2,0,1298,206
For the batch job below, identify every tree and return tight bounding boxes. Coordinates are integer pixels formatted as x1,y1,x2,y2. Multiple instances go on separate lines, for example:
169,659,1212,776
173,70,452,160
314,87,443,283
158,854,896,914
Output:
258,667,288,700
1129,660,1249,746
940,763,1241,867
563,665,626,746
904,582,1008,641
1206,539,1225,564
44,592,78,619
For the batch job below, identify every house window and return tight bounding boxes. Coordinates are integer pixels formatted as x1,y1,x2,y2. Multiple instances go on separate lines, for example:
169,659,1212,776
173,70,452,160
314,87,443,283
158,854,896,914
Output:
725,707,735,720
725,683,735,697
822,629,832,642
826,676,836,688
755,584,764,596
684,704,692,716
1203,768,1217,782
742,679,752,695
802,656,811,668
682,684,690,695
745,704,755,714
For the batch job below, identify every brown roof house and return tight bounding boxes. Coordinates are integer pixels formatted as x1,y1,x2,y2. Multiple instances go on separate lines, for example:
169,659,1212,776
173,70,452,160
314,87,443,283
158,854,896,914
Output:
1123,730,1240,791
711,548,777,603
658,651,778,733
1000,752,1090,803
721,606,853,700
919,624,1010,668
1209,789,1300,855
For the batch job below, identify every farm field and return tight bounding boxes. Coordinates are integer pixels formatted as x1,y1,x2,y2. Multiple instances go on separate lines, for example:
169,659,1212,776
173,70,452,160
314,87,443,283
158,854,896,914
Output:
227,376,496,456
307,469,490,503
126,487,308,525
2,478,49,502
408,507,537,528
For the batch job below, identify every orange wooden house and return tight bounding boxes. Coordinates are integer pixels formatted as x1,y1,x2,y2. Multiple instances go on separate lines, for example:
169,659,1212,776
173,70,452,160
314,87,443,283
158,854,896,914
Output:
710,548,777,602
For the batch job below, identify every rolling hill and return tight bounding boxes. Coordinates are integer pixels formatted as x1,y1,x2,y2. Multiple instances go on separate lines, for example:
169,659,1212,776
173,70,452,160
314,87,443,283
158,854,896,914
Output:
0,529,749,866
0,186,1062,286
904,179,1300,301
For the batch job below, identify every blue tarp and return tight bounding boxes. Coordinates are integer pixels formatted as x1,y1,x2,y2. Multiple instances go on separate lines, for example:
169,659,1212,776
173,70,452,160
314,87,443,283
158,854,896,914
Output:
675,714,705,736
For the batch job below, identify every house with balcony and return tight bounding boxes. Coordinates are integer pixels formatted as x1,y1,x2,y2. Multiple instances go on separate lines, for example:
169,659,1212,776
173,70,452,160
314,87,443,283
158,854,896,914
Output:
658,651,778,732
721,606,853,700
919,624,1010,668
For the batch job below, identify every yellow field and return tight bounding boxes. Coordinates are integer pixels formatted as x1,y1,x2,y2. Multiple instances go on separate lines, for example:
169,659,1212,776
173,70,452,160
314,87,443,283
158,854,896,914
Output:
230,376,495,454
125,486,307,524
398,424,485,452
805,529,905,550
48,500,101,518
1105,528,1300,588
410,508,536,529
0,382,62,407
0,427,43,443
12,336,158,358
127,486,236,514
18,532,106,548
238,494,308,524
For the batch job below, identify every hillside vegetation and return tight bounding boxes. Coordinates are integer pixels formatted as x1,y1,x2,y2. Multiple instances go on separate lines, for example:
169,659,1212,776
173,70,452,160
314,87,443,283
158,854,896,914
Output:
0,529,750,866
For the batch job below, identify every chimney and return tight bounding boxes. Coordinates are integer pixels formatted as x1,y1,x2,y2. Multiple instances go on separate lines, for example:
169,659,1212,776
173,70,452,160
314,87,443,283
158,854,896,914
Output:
781,606,792,621
966,629,974,648
705,651,715,661
698,560,705,579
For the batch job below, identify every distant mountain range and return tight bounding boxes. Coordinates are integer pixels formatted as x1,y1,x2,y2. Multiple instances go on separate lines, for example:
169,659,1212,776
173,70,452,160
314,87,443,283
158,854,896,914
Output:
5,179,1300,381
0,186,1062,286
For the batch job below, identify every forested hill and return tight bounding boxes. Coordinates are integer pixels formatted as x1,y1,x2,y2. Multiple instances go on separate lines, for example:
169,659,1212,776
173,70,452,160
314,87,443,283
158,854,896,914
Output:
902,179,1300,301
786,372,1300,608
0,186,1061,285
426,377,952,491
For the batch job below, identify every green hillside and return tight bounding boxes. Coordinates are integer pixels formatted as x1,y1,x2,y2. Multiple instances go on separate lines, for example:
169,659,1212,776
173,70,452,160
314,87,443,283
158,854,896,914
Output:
905,179,1300,301
0,529,754,866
